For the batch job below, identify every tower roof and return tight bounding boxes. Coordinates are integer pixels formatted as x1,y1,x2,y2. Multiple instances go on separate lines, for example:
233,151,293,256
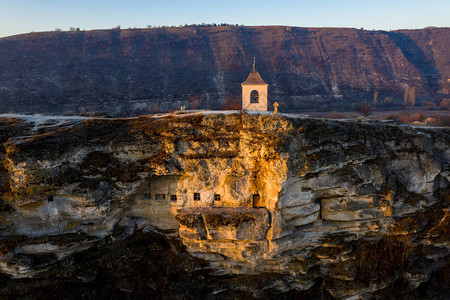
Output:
241,70,268,85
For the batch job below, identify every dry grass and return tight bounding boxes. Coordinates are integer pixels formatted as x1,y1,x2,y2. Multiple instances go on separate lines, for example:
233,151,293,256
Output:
325,111,346,119
375,110,450,126
315,109,449,126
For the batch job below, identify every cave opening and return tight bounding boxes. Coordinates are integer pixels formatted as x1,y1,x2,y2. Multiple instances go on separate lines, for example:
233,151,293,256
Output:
155,194,166,201
194,193,201,201
252,194,261,208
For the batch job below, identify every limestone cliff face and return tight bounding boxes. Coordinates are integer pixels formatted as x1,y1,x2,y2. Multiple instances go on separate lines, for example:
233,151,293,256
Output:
0,26,449,114
0,113,448,298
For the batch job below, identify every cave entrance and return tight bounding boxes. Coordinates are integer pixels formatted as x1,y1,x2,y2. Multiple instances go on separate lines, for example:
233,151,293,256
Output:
252,194,261,208
155,194,166,201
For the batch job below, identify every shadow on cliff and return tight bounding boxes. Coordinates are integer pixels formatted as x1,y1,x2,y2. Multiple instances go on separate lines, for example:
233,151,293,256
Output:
0,227,330,300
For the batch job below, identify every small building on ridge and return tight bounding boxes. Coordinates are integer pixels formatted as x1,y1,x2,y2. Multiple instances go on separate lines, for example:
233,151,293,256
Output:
241,58,268,111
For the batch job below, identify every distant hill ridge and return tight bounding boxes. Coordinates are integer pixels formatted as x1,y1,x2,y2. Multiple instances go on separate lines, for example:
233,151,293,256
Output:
0,26,448,115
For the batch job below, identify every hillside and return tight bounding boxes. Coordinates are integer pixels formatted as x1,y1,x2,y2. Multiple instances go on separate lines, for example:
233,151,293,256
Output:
0,26,449,115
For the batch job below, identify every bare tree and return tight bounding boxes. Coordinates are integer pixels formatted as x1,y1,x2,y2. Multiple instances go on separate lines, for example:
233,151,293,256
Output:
188,95,201,110
360,102,372,117
403,86,409,107
148,103,159,114
409,86,416,108
223,96,241,110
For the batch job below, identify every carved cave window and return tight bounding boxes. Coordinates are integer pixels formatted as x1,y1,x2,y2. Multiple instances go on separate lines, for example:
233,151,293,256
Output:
250,90,259,103
252,194,261,208
170,194,177,201
48,196,54,202
194,193,201,201
155,194,166,201
214,194,221,201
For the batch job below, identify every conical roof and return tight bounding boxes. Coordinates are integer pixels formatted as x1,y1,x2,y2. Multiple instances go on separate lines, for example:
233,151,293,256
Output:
241,70,268,85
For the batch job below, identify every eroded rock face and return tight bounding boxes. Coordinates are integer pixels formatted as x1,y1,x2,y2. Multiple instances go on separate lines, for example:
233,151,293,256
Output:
0,112,448,298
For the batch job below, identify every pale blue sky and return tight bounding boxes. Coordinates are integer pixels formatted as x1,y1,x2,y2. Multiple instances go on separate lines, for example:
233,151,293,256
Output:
0,0,449,38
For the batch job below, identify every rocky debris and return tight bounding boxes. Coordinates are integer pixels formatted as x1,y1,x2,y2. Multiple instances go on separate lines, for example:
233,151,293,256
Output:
0,112,448,297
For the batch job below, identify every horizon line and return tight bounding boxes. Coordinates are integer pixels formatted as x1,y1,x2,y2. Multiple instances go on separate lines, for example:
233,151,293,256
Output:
1,24,448,39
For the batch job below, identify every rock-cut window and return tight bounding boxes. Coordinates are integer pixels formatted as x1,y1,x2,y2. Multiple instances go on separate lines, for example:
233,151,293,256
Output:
194,193,201,201
155,194,165,201
250,90,259,103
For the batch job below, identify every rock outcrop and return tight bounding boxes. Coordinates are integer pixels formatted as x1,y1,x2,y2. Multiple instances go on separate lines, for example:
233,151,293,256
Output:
0,112,448,298
0,26,449,115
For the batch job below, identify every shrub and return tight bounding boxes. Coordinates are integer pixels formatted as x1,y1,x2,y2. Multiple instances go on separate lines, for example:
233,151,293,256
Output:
420,100,437,109
440,98,450,110
397,111,425,124
360,103,372,116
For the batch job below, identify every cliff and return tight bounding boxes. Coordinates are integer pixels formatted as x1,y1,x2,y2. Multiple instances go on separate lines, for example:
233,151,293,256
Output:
0,26,449,115
0,112,448,298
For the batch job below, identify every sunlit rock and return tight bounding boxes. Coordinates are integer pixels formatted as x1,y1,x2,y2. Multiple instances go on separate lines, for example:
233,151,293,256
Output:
0,113,448,297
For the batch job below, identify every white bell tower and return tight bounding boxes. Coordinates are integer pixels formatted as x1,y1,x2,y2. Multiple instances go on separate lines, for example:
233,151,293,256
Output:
241,56,268,111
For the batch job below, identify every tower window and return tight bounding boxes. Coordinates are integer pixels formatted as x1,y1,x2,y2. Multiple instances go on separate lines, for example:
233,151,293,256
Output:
250,90,259,103
193,193,201,201
214,194,221,201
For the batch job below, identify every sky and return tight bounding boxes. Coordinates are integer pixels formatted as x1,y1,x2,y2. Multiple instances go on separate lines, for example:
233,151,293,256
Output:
0,0,449,38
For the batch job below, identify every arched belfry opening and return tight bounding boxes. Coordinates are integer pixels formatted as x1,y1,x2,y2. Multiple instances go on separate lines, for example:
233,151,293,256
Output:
250,90,259,103
241,56,268,111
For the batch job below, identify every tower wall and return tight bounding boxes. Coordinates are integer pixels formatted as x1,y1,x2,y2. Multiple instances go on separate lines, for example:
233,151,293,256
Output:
242,84,268,111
